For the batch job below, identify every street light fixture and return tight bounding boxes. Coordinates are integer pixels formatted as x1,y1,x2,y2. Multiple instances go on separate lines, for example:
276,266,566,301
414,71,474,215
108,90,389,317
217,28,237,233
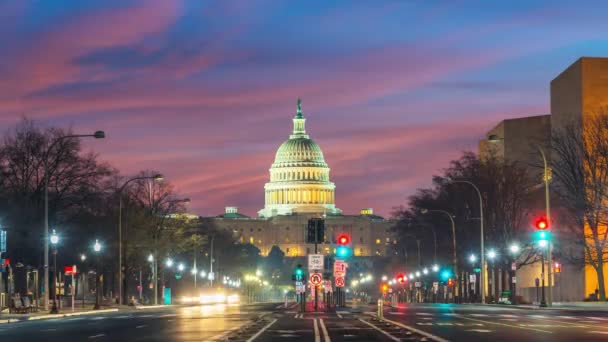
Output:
432,264,439,272
166,259,173,267
469,254,477,263
487,249,497,260
43,131,105,310
200,270,206,278
509,243,520,254
81,254,87,262
178,263,185,272
423,268,429,275
148,254,154,263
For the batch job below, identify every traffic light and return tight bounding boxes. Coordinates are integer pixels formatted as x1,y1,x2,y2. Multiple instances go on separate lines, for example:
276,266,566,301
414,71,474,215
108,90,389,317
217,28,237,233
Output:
441,270,452,281
336,246,352,258
293,264,304,281
337,234,350,245
396,273,406,284
535,217,549,230
307,218,325,244
534,230,551,247
335,233,352,259
381,284,388,294
447,278,454,287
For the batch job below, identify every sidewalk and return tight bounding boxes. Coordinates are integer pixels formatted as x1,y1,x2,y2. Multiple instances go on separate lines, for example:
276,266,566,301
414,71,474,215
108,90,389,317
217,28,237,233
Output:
0,307,119,323
506,301,608,311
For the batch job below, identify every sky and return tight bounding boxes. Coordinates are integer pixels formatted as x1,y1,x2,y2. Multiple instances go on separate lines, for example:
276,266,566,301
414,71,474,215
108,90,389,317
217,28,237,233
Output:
1,0,608,218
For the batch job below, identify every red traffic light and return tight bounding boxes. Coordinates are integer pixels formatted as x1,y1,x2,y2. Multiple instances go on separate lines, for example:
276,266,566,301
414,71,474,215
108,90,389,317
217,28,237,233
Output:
447,278,454,287
337,234,350,245
396,273,405,284
535,217,549,230
554,262,562,273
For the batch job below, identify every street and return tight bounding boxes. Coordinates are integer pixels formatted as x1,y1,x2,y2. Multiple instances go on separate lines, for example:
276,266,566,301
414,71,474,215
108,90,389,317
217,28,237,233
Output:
2,302,608,341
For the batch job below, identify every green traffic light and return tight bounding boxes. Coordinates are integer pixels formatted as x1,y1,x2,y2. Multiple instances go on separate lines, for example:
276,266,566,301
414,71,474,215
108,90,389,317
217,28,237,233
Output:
336,246,351,258
295,268,303,276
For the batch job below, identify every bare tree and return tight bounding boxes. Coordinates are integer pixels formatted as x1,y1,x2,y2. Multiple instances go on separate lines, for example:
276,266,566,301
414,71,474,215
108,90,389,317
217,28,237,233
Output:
551,112,608,301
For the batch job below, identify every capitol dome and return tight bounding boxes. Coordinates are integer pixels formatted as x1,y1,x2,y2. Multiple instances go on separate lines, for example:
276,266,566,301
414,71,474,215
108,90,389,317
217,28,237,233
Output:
258,99,341,218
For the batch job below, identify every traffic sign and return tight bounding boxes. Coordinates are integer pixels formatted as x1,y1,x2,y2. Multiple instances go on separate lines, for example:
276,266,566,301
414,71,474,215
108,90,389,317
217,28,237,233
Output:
415,281,421,288
310,273,323,285
333,260,346,277
64,265,77,275
296,284,306,294
469,274,476,283
335,276,345,287
308,254,324,270
324,280,333,292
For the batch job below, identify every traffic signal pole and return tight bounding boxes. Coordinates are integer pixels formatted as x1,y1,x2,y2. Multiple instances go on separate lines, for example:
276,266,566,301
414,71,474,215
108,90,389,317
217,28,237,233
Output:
314,219,318,312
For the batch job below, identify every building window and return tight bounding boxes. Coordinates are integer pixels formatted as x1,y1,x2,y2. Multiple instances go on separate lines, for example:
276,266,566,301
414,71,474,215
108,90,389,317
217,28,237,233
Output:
286,248,290,254
250,228,253,232
249,237,254,244
286,226,290,231
258,228,262,232
306,248,310,254
375,239,381,244
360,237,364,243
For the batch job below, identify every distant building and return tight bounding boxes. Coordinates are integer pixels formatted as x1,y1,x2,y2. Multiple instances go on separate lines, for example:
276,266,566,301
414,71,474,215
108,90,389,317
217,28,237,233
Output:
205,100,395,257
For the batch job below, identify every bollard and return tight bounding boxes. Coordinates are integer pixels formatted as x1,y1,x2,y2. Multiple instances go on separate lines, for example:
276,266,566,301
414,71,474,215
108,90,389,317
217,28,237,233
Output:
377,298,383,319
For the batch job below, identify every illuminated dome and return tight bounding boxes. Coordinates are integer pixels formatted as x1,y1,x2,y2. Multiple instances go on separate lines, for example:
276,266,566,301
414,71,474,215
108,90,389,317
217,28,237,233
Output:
258,99,341,218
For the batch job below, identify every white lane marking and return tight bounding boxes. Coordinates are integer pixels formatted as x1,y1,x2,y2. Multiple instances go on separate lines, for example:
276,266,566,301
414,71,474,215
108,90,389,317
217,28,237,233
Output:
314,319,321,342
336,311,348,314
467,329,492,333
91,317,105,320
136,325,147,329
500,314,517,318
380,317,450,342
115,315,130,319
416,312,433,316
454,315,552,334
319,318,331,342
246,318,277,342
421,317,433,320
337,313,343,319
557,316,576,319
591,331,608,334
160,314,176,318
88,334,106,339
587,317,608,321
358,319,400,342
294,314,299,319
41,328,57,332
470,314,487,317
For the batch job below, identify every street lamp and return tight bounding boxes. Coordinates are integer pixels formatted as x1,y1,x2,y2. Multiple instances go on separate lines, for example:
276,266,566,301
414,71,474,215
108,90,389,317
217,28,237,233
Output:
509,243,520,254
148,254,154,263
50,230,59,314
117,173,163,305
423,268,428,275
469,254,477,263
200,270,206,278
43,131,105,310
166,259,173,268
80,254,86,262
381,275,387,281
432,264,439,272
444,177,485,304
93,239,102,310
178,263,185,272
487,249,497,260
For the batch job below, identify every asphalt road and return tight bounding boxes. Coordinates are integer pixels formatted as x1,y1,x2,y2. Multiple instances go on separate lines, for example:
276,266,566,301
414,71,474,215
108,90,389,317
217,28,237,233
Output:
2,302,608,341
0,302,277,342
377,303,608,341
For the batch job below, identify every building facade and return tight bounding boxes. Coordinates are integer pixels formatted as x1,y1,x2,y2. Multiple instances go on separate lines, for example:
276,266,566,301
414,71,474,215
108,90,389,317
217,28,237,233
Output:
207,100,395,257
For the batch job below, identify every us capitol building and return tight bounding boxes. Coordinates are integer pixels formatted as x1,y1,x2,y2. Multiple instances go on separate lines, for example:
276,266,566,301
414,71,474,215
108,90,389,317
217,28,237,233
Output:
206,100,396,257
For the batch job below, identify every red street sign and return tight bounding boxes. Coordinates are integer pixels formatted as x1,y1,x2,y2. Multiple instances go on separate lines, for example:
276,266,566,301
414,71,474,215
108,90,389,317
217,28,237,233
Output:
335,276,345,288
64,265,77,275
2,258,9,266
333,260,346,277
310,273,323,286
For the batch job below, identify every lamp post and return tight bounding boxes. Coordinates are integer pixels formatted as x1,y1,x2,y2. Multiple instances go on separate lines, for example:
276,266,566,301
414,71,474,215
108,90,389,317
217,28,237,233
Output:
117,174,163,305
80,254,86,309
444,178,485,304
421,208,458,301
509,243,520,304
93,239,102,310
43,131,104,310
50,230,59,313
